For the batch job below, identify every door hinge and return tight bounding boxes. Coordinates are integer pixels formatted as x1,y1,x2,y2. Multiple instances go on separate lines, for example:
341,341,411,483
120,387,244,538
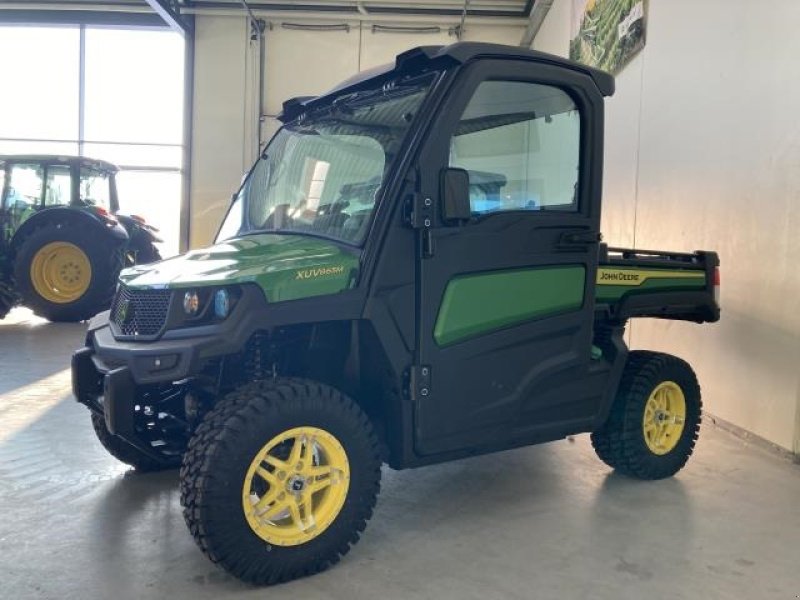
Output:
406,364,432,401
406,194,434,229
405,194,436,258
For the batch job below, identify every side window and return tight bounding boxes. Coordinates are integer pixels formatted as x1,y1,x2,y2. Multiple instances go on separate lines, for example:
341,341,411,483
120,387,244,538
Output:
8,164,43,208
45,165,72,206
79,168,111,209
6,164,42,231
449,81,581,215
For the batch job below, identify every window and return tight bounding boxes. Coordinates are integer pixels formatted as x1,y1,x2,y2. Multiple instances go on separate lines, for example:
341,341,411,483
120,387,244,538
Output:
84,28,184,145
0,25,185,256
45,165,72,206
0,26,79,141
79,167,111,209
449,81,581,215
8,164,42,208
7,164,42,230
219,74,435,245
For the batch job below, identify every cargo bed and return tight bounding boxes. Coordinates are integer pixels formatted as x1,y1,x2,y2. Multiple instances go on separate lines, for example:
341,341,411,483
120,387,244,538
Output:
595,244,720,324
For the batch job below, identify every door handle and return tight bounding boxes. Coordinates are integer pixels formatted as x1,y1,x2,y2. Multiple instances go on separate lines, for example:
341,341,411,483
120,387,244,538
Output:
558,230,602,249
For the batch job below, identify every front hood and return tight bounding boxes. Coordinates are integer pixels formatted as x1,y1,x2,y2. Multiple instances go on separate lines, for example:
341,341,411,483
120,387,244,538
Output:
119,233,360,302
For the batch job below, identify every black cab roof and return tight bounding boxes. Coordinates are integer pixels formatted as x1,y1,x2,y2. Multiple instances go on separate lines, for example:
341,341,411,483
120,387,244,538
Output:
280,42,615,122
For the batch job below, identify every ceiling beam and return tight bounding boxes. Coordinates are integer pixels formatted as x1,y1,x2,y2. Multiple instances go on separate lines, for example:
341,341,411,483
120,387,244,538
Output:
143,0,194,35
0,9,166,27
519,0,553,48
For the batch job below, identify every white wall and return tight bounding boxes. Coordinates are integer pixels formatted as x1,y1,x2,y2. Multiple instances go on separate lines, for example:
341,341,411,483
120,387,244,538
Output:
189,16,252,247
537,0,800,453
190,16,524,248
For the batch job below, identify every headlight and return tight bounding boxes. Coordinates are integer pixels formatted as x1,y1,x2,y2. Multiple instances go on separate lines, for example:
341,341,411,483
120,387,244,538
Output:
214,289,231,319
177,286,240,328
183,290,200,316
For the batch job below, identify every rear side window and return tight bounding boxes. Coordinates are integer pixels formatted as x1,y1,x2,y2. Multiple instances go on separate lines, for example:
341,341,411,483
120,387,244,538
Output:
45,165,72,206
448,80,581,215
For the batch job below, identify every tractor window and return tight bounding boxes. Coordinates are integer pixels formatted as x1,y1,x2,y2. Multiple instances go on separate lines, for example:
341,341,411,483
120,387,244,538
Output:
449,81,581,215
8,164,43,208
45,165,72,207
79,168,111,209
5,164,42,231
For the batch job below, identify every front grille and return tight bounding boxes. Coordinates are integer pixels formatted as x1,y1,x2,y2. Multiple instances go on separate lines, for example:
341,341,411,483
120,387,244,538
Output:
111,286,172,337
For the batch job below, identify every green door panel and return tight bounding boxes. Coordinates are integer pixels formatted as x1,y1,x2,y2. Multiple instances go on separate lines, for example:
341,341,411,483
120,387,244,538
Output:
433,265,586,346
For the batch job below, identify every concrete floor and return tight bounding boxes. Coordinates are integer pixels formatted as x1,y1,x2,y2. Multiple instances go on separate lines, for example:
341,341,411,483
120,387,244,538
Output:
1,307,799,600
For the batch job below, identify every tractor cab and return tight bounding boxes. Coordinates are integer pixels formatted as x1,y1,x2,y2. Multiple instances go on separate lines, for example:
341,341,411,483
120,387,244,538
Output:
0,155,118,246
0,155,162,321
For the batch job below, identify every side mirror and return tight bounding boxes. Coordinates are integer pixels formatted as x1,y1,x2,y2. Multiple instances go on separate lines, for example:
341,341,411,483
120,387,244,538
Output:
440,168,471,223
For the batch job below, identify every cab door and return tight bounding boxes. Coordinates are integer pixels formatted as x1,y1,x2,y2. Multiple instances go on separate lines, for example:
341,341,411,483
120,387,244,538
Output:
413,60,606,456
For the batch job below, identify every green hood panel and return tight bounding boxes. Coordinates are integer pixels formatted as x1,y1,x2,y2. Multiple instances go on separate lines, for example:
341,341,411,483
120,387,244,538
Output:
119,234,359,302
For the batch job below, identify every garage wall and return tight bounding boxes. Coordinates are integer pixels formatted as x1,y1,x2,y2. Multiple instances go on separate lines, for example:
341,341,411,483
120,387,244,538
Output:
190,16,250,247
190,15,524,248
536,0,800,454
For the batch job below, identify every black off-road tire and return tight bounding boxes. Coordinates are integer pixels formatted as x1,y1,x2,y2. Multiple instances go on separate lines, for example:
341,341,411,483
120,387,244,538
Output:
180,378,382,585
14,223,124,322
127,241,162,266
0,280,16,320
591,351,702,480
136,242,162,264
90,412,180,472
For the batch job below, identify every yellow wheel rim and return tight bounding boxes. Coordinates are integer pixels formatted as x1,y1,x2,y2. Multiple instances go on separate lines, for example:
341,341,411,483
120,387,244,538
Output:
642,381,687,455
29,241,92,304
242,426,350,547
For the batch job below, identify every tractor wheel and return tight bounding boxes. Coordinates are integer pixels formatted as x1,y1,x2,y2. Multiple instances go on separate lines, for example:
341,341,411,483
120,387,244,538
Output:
135,242,162,264
591,351,702,480
126,241,161,267
0,280,16,320
90,412,180,472
13,223,124,322
180,378,382,585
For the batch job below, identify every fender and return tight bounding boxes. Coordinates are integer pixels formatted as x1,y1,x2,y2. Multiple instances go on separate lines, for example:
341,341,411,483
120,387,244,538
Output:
116,214,164,244
11,206,129,251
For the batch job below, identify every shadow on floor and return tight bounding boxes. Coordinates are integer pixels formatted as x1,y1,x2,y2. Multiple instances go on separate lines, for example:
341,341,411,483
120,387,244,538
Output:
0,308,86,394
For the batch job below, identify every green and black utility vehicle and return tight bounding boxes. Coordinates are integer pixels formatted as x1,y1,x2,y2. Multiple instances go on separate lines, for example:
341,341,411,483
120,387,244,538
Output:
72,43,720,585
0,155,162,321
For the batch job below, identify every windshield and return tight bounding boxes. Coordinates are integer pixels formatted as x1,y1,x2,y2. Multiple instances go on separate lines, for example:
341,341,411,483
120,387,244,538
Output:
217,73,436,245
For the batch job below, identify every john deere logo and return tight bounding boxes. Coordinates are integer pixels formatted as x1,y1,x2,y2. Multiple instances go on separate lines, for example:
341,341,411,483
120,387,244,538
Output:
118,299,134,323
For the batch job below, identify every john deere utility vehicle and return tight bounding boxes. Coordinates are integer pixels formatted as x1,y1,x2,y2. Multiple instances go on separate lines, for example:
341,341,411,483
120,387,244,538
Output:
73,43,720,585
0,155,162,321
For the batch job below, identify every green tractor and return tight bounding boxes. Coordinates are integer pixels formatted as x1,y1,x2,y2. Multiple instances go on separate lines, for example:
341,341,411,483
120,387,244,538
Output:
0,155,162,321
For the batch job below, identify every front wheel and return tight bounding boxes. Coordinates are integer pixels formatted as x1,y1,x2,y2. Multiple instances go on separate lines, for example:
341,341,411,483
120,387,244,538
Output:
591,351,702,480
180,378,382,585
90,413,180,472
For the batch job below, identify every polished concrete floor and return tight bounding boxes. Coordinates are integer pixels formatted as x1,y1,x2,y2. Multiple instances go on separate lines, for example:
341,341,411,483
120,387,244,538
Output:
1,307,799,600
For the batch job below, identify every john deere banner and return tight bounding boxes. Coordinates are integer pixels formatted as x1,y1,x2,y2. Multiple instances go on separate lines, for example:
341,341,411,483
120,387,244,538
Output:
570,0,647,74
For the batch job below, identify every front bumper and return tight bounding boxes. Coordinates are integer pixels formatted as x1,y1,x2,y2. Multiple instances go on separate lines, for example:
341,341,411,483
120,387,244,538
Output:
71,286,265,439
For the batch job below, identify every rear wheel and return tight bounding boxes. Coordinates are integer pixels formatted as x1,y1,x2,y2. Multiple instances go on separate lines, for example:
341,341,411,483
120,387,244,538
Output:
0,280,16,320
127,241,161,266
135,242,161,264
180,378,382,585
14,223,124,322
591,351,702,480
